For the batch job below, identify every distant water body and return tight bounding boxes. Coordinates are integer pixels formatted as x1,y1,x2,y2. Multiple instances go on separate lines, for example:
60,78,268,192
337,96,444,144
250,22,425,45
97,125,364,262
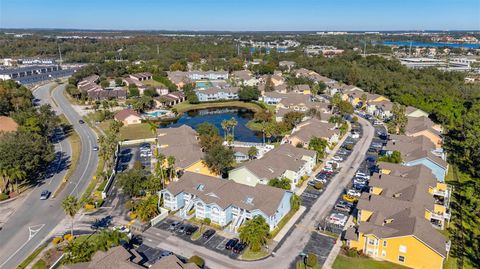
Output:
383,41,480,49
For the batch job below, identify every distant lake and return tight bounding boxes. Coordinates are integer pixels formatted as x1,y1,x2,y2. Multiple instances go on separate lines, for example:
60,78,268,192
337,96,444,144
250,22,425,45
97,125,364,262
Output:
383,41,480,49
159,107,264,143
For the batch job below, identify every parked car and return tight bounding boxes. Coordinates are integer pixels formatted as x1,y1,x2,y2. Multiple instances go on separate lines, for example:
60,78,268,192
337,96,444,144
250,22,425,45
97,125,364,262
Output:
353,178,368,185
314,178,327,184
40,190,50,200
202,229,216,239
373,120,383,125
322,168,334,174
334,203,351,213
342,194,358,203
338,200,355,208
232,242,247,254
176,224,187,234
160,251,173,257
225,238,239,250
347,189,362,197
332,156,344,162
327,213,348,226
185,225,198,235
169,221,180,231
355,172,370,179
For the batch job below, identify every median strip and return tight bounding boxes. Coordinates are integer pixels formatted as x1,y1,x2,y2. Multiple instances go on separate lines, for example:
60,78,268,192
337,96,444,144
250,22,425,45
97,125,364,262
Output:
52,114,81,198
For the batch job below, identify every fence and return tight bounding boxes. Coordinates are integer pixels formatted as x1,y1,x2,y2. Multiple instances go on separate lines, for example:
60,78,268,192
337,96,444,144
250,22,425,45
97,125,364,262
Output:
150,207,169,227
101,144,120,199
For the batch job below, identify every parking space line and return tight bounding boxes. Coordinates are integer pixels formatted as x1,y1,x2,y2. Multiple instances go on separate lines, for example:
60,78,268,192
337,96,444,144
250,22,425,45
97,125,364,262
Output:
203,234,215,245
216,238,229,250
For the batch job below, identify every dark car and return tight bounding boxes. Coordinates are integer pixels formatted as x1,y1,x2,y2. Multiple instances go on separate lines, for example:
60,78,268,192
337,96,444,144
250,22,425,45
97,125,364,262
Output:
225,238,239,250
334,203,351,213
176,224,187,234
232,242,247,254
78,119,85,124
169,221,180,231
202,229,216,239
185,225,198,235
40,190,51,200
130,235,143,247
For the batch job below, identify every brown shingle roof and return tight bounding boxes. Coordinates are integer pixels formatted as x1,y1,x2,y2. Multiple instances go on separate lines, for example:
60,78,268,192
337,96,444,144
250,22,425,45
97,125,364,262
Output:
114,109,141,121
236,144,315,180
157,125,204,169
166,172,289,216
290,119,339,143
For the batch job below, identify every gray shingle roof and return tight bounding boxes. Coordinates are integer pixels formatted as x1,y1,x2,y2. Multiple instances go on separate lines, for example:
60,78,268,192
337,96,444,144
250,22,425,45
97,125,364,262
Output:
157,125,203,169
166,172,289,216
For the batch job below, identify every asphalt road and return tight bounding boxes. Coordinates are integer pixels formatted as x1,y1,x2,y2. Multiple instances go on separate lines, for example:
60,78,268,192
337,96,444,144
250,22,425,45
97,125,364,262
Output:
0,83,98,269
143,116,375,269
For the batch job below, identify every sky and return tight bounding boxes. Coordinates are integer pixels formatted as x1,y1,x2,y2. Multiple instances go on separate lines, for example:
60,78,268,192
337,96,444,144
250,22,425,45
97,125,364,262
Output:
0,0,479,31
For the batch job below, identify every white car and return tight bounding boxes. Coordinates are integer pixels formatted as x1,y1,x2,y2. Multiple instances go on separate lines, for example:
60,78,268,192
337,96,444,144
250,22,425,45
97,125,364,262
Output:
327,213,348,226
350,132,360,139
373,120,383,125
332,156,344,162
323,167,334,173
353,177,368,185
355,172,370,179
347,189,362,197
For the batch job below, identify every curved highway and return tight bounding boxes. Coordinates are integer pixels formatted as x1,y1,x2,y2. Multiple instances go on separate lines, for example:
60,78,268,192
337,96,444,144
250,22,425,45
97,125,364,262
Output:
0,83,98,269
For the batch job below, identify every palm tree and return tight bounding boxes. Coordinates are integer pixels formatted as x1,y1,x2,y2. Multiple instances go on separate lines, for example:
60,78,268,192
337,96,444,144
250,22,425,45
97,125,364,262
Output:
0,168,9,194
221,120,229,140
9,166,26,194
62,195,79,236
229,117,238,139
167,156,176,182
156,154,166,188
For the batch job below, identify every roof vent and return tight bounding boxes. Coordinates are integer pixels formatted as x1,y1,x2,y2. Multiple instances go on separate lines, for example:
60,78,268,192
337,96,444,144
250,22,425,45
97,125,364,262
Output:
383,218,394,225
244,196,254,204
393,192,402,198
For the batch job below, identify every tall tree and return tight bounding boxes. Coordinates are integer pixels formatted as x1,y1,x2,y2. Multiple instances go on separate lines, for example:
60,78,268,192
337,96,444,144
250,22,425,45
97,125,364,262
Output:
62,195,79,236
238,215,270,252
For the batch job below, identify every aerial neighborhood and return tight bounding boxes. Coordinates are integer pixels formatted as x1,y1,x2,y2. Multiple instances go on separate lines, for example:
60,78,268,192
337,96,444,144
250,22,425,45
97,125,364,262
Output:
0,23,478,269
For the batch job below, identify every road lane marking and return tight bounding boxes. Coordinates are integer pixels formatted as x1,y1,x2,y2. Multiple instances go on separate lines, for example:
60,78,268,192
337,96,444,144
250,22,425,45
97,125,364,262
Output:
0,224,46,268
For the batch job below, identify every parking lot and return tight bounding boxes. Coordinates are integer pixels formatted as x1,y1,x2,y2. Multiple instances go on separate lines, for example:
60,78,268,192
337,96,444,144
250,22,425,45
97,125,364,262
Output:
154,218,241,259
289,232,337,269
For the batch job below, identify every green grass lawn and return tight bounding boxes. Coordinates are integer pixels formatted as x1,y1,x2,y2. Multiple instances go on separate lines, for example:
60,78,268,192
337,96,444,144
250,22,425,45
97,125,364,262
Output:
119,123,156,140
295,260,322,269
16,244,47,269
31,259,47,269
332,255,408,269
241,247,269,260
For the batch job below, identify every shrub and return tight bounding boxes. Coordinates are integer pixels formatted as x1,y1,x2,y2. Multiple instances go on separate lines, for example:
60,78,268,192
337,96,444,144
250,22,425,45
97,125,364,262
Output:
52,237,63,245
344,144,354,150
305,252,318,267
203,218,211,225
188,255,205,268
63,234,74,241
314,182,323,190
0,193,9,201
84,204,95,210
129,212,137,219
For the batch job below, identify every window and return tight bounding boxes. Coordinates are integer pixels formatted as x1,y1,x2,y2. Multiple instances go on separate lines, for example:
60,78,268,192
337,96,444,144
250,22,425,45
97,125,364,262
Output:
399,245,407,253
398,256,405,263
368,239,376,245
381,250,386,257
383,241,387,247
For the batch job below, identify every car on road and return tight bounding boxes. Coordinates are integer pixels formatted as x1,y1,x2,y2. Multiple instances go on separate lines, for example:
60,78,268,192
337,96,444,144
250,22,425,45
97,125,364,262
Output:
160,251,173,257
93,146,99,151
40,190,51,200
350,132,360,139
185,225,198,235
202,229,216,239
225,238,239,250
232,242,247,254
169,221,180,231
78,119,85,124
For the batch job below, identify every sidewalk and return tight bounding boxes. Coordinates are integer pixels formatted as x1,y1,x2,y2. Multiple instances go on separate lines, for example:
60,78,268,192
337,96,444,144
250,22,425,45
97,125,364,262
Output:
322,215,354,269
273,205,306,242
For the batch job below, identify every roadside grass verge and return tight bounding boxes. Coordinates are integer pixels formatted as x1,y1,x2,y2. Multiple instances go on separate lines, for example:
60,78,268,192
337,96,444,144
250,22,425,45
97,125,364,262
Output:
52,114,81,198
16,243,47,269
332,254,408,269
269,208,298,239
